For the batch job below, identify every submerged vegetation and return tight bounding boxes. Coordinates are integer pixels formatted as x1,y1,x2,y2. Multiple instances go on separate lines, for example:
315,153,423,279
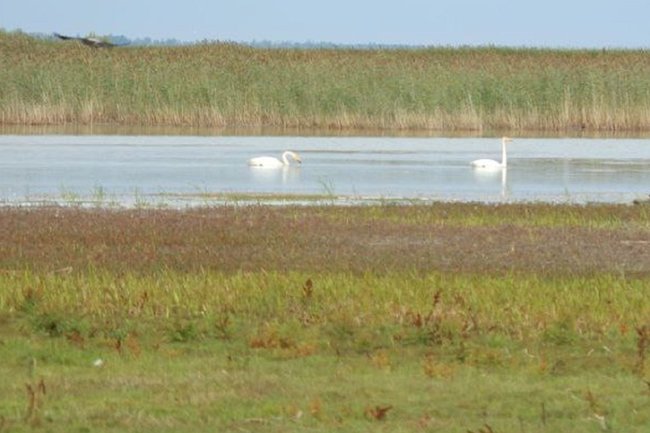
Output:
0,204,649,432
3,30,650,132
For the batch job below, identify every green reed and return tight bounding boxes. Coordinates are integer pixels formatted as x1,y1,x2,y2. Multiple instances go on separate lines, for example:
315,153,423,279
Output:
3,31,650,131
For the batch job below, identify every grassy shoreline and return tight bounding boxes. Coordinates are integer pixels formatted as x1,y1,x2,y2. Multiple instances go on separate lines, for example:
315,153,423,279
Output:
4,31,650,132
1,203,649,431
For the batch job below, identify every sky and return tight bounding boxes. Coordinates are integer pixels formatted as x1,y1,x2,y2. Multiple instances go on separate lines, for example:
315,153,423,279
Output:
1,0,649,48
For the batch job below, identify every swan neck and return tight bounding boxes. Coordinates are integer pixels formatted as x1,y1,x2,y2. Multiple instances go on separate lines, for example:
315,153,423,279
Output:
281,151,290,165
501,139,507,167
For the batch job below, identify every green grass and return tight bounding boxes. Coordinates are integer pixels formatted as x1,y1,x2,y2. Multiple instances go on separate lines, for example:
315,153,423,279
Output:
1,270,649,432
4,270,648,341
0,204,649,431
2,337,648,432
4,30,650,132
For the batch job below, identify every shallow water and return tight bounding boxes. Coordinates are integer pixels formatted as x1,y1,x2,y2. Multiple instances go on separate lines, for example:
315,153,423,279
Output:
0,135,648,206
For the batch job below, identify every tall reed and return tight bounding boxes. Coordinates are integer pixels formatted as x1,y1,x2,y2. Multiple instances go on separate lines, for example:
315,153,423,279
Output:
3,31,650,131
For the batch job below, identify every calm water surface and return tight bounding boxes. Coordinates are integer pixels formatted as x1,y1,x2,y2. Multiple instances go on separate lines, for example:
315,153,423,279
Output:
0,135,648,205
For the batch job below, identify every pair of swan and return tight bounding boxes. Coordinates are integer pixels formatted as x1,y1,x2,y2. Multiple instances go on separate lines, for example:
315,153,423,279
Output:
248,137,511,169
248,150,301,168
471,137,512,169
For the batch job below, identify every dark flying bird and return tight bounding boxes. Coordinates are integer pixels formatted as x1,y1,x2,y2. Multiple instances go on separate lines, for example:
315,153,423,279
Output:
54,33,125,48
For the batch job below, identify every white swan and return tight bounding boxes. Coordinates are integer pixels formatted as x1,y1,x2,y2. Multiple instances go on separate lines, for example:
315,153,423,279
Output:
248,151,302,168
471,137,512,169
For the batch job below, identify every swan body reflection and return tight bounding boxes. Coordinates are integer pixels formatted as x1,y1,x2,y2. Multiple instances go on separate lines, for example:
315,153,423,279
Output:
472,163,509,200
248,151,302,168
471,137,512,169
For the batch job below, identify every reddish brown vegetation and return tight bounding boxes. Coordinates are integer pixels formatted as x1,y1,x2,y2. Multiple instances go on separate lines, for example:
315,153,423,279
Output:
0,204,648,276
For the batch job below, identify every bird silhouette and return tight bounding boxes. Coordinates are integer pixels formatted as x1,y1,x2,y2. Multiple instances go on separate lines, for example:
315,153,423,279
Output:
54,33,126,48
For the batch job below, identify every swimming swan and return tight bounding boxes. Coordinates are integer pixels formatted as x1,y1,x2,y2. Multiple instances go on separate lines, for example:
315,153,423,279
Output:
248,151,302,168
471,137,512,169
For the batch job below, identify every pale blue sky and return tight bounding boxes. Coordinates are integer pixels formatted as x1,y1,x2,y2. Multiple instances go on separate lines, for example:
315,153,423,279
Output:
1,0,648,47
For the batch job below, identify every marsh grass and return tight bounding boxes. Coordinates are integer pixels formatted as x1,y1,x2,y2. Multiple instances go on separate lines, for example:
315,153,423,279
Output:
4,31,650,132
1,203,647,274
0,203,649,432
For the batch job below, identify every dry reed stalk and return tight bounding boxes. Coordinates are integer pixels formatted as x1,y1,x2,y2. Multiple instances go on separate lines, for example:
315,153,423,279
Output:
636,325,649,376
24,379,46,425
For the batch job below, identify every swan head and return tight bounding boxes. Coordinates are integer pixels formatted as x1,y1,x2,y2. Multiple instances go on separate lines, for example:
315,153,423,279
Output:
502,137,513,144
285,151,302,164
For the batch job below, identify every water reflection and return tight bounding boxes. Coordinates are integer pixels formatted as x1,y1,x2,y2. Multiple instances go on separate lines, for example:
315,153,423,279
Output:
248,166,302,185
472,167,508,199
0,135,648,206
4,124,650,139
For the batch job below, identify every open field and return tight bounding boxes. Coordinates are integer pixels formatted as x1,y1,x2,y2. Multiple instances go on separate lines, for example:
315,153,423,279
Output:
4,31,650,132
0,203,649,432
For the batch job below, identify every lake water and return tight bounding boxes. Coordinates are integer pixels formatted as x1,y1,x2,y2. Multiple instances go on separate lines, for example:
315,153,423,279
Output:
0,135,648,206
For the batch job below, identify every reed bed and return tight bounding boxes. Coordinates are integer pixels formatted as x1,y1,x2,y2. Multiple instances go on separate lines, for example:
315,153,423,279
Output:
3,31,650,131
1,203,649,432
